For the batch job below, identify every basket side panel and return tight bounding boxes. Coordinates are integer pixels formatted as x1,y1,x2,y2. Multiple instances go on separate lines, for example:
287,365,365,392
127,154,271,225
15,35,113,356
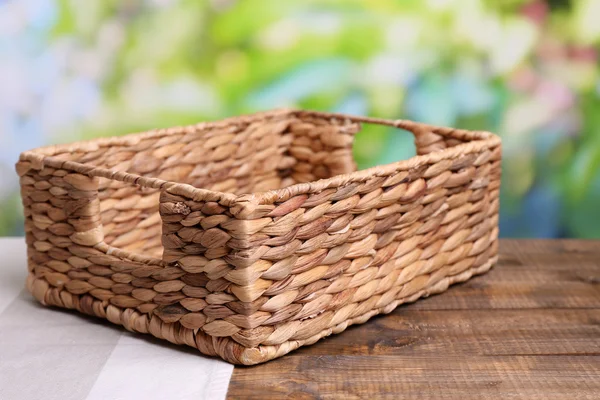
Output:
17,161,103,283
159,190,255,341
16,160,239,359
217,141,502,362
158,138,502,364
286,114,360,182
16,160,105,305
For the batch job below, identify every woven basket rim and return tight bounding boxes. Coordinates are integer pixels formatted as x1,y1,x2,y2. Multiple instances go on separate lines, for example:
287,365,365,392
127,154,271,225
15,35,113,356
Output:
19,109,501,206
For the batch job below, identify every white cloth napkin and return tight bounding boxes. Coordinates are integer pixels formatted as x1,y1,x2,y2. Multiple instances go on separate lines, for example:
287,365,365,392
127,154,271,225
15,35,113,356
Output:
0,238,234,400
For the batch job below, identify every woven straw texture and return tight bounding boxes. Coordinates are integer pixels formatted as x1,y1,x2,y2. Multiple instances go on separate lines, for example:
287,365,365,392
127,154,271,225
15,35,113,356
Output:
17,109,501,365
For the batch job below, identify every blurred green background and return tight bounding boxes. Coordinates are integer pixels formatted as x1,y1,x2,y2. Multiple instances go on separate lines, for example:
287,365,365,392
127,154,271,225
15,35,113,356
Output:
1,0,599,238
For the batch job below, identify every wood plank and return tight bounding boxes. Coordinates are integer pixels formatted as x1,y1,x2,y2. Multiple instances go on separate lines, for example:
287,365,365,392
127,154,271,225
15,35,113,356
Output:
292,309,600,357
500,239,600,255
228,240,600,399
406,271,600,310
228,355,600,399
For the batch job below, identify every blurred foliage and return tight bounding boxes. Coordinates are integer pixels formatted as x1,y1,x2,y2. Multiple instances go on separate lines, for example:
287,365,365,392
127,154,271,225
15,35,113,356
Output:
1,0,599,237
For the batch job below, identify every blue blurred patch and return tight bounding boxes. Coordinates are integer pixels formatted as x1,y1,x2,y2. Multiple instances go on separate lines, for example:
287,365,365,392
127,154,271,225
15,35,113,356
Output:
450,72,494,116
245,58,354,109
500,183,562,238
334,92,368,115
405,73,457,126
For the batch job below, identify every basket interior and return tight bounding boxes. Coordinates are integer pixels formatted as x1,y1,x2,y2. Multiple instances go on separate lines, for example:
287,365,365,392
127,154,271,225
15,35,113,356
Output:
43,112,359,258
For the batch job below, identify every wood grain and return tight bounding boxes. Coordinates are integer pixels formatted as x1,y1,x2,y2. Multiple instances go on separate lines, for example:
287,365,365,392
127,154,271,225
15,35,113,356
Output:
228,239,600,399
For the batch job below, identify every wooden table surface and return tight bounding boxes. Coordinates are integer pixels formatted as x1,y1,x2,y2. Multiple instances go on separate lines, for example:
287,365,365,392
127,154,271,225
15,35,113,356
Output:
227,240,600,399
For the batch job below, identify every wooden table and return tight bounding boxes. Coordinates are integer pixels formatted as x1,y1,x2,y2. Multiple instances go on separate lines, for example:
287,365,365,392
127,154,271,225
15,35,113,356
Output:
227,240,600,399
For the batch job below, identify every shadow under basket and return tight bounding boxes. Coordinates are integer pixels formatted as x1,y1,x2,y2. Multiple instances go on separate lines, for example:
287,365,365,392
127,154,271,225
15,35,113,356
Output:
17,109,501,365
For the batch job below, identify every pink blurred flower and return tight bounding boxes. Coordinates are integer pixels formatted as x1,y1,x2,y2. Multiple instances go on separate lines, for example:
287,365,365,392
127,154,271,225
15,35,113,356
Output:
508,66,539,92
536,36,568,61
535,79,574,111
568,46,598,63
521,0,548,25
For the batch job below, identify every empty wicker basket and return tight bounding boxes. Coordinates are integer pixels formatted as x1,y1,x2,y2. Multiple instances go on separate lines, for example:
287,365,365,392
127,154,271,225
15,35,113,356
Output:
17,109,501,365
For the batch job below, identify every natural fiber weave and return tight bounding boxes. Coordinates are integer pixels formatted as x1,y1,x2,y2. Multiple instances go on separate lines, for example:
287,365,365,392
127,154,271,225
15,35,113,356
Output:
17,109,501,365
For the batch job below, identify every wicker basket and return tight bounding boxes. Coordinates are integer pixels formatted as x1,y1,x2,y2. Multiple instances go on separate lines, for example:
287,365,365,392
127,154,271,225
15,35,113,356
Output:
17,109,501,365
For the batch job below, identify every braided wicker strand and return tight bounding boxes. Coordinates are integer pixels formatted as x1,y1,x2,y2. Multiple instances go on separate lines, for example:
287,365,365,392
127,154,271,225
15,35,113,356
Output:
17,109,501,365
